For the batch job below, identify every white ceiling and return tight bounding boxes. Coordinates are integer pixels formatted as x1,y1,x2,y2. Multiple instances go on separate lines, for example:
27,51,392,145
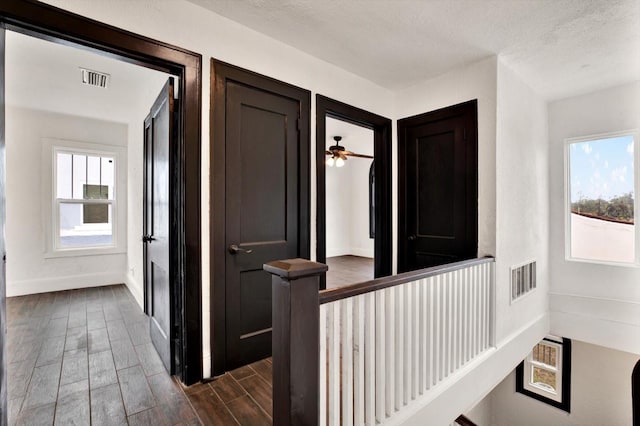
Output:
189,0,640,100
5,31,171,124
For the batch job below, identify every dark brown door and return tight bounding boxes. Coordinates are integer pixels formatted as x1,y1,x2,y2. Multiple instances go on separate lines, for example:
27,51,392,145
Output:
225,81,302,368
144,78,178,374
209,59,313,372
398,100,478,272
0,24,7,426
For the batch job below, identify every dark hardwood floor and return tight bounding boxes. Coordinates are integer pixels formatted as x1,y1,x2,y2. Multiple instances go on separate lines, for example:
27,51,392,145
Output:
6,284,273,425
326,255,374,289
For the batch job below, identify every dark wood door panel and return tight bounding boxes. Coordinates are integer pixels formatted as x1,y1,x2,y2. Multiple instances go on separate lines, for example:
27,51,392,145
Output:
224,79,304,370
0,24,7,426
211,59,310,376
398,100,478,272
144,78,177,375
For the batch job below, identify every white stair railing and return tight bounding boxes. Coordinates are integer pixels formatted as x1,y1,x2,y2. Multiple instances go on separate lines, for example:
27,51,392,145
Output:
264,256,495,426
319,258,495,425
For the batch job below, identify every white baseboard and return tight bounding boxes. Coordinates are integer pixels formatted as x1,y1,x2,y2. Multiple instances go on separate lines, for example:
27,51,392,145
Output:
326,247,374,258
349,247,374,258
125,272,144,310
7,271,127,297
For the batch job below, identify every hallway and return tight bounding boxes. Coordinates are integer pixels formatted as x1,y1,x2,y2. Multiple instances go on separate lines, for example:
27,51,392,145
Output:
6,285,197,425
6,284,274,425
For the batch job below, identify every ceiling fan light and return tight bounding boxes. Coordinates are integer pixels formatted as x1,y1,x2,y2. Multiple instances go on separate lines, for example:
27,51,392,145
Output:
335,157,345,167
326,157,335,167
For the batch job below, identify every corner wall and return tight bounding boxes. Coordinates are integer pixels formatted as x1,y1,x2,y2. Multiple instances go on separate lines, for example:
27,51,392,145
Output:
495,60,550,344
548,81,640,355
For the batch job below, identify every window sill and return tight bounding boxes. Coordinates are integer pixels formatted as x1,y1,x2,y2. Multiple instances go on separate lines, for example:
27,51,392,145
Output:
565,256,640,268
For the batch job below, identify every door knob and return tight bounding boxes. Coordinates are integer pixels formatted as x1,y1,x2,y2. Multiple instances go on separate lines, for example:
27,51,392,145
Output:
142,235,156,243
408,234,417,241
229,244,253,254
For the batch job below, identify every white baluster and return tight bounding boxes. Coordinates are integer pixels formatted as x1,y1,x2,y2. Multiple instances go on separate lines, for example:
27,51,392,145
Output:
328,303,340,426
320,304,327,426
395,285,404,410
385,287,395,416
375,290,386,423
412,281,419,400
342,298,354,426
365,293,375,426
354,296,365,426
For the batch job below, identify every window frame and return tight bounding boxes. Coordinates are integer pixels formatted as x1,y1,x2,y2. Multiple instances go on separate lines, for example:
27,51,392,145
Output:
43,138,127,258
516,337,572,412
564,130,640,267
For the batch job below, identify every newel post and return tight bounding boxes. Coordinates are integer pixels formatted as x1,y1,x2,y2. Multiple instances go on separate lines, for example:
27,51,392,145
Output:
264,258,327,426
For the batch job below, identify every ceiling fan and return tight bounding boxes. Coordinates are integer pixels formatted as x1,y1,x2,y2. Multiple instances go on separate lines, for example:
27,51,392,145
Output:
325,136,374,167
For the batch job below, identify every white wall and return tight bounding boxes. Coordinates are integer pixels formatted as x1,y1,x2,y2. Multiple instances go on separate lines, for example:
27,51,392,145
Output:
548,81,640,355
5,107,128,296
41,0,396,378
489,340,637,426
495,60,550,344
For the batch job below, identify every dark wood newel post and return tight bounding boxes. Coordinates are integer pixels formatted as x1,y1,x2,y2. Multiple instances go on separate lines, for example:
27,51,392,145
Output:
264,258,327,426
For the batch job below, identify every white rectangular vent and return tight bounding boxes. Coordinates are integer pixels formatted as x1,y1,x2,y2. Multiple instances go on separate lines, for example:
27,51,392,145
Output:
510,260,536,302
80,68,110,88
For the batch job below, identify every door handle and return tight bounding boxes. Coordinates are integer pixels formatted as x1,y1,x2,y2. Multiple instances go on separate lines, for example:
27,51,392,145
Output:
229,244,253,254
142,235,156,243
408,234,417,241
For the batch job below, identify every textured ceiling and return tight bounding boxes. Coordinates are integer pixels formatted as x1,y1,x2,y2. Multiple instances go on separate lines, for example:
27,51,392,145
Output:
189,0,640,100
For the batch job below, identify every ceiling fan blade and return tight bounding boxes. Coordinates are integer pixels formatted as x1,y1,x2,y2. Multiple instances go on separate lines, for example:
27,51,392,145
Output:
325,150,333,156
338,152,348,161
344,151,374,159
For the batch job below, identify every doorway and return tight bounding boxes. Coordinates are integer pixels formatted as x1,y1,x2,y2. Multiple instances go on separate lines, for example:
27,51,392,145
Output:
397,100,478,272
316,95,392,289
324,118,375,288
0,0,202,398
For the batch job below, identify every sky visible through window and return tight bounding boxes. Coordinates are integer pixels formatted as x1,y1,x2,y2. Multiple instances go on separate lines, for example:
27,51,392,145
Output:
570,135,634,203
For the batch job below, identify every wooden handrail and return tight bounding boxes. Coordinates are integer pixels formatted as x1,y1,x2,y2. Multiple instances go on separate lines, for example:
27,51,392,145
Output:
456,414,478,426
319,256,494,305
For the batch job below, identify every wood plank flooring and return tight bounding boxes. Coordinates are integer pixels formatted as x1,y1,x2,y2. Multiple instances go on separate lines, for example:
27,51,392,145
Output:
6,284,274,425
326,255,374,289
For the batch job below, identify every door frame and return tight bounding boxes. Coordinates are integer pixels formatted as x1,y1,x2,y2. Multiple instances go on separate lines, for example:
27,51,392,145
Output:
316,95,392,285
211,59,311,376
397,99,478,273
0,0,202,385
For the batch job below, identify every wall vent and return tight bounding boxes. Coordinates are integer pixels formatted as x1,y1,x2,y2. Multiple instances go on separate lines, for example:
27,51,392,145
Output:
80,68,110,88
510,260,536,302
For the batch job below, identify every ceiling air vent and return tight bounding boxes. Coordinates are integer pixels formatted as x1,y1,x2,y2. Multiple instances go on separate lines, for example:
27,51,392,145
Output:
80,68,110,88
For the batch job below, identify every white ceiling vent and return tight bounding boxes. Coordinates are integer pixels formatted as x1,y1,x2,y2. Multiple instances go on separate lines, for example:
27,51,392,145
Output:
80,68,110,88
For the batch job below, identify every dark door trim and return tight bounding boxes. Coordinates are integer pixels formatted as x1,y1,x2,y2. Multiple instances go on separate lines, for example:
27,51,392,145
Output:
211,59,311,376
634,359,640,426
0,0,202,385
397,99,478,273
316,95,392,285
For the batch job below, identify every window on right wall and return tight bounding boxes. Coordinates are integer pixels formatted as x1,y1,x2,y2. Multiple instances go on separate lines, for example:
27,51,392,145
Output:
565,131,639,265
516,336,572,412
